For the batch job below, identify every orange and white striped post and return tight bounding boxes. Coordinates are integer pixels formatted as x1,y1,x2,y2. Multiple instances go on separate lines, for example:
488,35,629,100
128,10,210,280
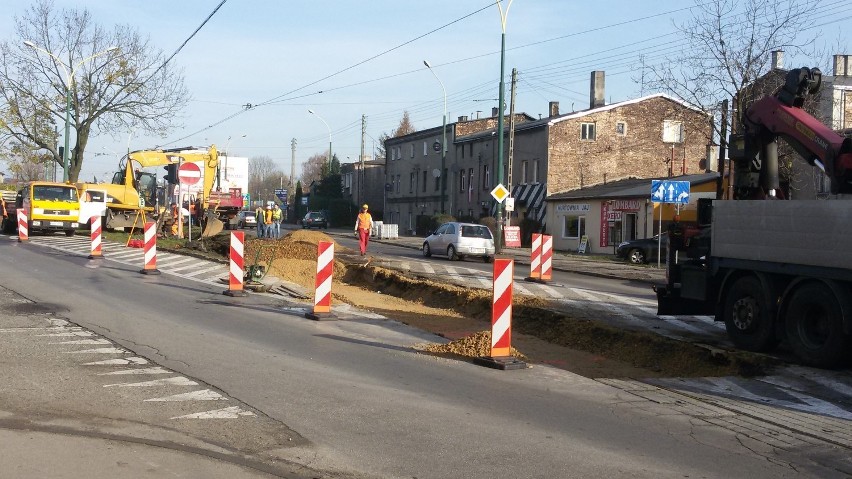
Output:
16,209,28,242
88,215,103,259
474,258,526,370
540,235,553,282
139,221,161,275
525,233,542,281
305,240,336,320
223,231,247,297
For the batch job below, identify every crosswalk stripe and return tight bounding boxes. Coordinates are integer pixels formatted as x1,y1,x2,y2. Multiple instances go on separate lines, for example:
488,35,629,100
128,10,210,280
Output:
84,357,148,365
97,367,172,376
171,406,255,419
64,347,129,354
103,377,198,388
50,338,112,345
145,389,227,402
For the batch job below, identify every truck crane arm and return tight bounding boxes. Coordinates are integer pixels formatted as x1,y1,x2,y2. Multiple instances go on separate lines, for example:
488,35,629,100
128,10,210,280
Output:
734,67,852,197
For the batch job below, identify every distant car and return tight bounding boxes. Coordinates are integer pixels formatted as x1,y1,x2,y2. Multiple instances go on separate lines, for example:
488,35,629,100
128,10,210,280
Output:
302,211,328,229
422,222,495,262
237,210,257,229
616,233,667,264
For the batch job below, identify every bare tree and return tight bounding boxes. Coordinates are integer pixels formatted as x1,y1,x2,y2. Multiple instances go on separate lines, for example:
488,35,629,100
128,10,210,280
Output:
0,0,189,182
645,0,820,139
248,155,288,203
393,110,416,137
4,140,53,181
300,153,327,188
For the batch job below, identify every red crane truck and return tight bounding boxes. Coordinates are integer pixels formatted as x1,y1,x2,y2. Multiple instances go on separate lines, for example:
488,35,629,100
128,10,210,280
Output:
655,66,852,368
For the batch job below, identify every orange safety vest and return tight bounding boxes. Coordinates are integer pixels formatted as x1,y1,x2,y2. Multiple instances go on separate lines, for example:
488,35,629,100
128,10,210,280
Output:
264,209,273,225
356,212,372,231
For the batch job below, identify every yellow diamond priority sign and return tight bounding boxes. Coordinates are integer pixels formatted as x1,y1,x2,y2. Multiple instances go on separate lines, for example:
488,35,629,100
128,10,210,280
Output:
490,183,510,203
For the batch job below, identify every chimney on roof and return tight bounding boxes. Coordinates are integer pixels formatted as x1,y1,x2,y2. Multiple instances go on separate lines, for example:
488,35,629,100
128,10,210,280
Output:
491,107,499,117
590,71,605,109
458,115,468,122
771,50,784,70
549,101,559,117
833,54,852,76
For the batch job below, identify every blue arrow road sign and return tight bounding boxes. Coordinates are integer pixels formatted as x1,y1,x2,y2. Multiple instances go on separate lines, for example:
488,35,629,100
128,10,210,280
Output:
651,180,690,204
274,188,288,204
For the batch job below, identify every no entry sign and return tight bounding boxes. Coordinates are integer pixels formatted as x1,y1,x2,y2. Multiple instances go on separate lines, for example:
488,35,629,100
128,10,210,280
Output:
178,162,201,185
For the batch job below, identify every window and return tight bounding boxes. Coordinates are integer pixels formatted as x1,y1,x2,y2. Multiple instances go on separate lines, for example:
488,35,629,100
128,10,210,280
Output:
581,123,596,140
816,170,831,195
482,165,490,189
521,160,528,184
410,172,416,193
434,174,440,191
422,170,427,192
460,145,465,159
469,143,473,157
460,169,467,193
410,144,415,158
662,120,683,143
616,122,626,136
395,174,401,193
532,160,539,183
468,168,474,192
562,215,586,239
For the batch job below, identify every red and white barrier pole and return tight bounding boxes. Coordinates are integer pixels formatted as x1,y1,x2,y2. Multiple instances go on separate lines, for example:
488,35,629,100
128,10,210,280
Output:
88,215,103,259
540,235,553,282
17,209,28,242
223,231,247,297
305,240,336,320
139,221,161,275
474,258,526,370
526,233,541,281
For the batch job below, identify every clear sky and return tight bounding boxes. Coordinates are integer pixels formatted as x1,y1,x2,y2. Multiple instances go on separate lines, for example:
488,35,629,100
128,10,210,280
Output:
1,0,848,182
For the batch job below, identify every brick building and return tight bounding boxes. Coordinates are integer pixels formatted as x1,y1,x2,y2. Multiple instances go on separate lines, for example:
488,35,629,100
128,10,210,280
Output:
385,71,712,237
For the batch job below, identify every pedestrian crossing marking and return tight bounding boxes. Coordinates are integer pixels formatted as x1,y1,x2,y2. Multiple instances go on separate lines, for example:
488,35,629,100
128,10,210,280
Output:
145,389,227,402
171,406,256,419
103,376,198,388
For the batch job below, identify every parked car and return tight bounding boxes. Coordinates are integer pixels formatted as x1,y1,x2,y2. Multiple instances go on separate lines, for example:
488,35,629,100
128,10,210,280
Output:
422,222,495,262
236,210,257,229
616,233,667,264
302,211,328,229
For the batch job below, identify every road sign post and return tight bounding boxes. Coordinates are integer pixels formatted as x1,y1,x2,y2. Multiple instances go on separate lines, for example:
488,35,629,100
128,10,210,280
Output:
650,180,691,269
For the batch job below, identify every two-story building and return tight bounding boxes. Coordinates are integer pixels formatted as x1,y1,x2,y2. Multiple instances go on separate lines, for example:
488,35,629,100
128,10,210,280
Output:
341,156,385,218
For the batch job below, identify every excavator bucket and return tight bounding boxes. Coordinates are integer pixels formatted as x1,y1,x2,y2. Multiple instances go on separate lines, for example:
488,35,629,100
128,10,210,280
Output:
201,211,224,238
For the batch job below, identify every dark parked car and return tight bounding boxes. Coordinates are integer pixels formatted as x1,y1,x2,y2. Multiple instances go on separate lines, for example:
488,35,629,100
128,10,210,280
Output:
616,233,667,264
302,211,328,229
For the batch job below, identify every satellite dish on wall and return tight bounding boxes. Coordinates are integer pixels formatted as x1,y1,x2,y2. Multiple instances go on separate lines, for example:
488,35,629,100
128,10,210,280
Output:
432,168,441,178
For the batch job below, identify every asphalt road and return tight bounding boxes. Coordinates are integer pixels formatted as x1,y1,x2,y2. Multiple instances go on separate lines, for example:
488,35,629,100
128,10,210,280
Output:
1,234,850,478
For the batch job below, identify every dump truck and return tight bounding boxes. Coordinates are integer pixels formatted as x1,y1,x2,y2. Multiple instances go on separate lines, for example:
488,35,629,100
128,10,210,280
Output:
655,67,852,368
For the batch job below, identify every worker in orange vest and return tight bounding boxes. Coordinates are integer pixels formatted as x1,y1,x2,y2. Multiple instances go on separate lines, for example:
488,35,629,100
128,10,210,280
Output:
354,204,373,256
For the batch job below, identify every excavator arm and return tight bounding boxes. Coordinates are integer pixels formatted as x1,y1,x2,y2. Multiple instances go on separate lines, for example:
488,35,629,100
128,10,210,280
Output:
129,146,220,205
733,67,852,198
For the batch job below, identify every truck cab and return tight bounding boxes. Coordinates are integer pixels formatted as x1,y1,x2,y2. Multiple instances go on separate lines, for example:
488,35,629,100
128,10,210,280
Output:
17,181,81,236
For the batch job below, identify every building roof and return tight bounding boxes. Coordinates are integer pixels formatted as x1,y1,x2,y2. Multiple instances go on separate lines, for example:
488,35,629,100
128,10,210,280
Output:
456,93,707,143
547,172,719,201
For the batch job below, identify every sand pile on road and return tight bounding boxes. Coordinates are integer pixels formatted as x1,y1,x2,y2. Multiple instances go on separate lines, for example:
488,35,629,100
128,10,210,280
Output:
245,230,350,290
423,331,528,360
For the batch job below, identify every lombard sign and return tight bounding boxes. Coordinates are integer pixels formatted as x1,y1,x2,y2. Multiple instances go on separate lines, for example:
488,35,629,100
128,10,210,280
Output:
555,203,591,213
611,199,641,211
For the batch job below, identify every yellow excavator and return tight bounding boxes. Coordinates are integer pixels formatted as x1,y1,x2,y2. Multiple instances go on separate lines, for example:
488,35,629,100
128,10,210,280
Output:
77,145,242,237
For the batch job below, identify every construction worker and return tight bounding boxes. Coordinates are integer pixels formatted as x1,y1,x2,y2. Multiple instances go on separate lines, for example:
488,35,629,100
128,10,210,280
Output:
254,203,265,238
354,204,373,256
0,194,7,231
272,203,282,238
264,204,274,239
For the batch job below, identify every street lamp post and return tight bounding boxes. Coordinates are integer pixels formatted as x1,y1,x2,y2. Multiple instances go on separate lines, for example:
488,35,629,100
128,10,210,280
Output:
423,60,447,214
223,134,246,182
308,109,332,170
494,0,513,254
24,41,119,182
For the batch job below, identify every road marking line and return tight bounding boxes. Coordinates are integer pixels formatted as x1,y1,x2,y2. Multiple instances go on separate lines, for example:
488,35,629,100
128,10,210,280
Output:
97,367,173,376
421,263,435,274
37,331,94,337
0,327,79,332
103,377,198,388
182,264,226,277
156,256,196,267
84,357,148,365
50,338,112,345
64,347,129,354
171,406,256,419
145,389,227,402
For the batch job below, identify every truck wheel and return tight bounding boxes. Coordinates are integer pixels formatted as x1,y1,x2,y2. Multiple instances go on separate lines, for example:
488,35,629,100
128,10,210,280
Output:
784,283,852,368
723,275,778,352
65,229,75,237
1,217,14,234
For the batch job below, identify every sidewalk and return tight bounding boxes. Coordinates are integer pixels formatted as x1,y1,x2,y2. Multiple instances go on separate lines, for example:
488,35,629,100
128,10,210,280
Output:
318,226,665,284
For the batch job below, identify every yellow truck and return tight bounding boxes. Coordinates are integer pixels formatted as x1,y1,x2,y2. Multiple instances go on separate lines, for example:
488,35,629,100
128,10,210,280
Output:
10,181,81,236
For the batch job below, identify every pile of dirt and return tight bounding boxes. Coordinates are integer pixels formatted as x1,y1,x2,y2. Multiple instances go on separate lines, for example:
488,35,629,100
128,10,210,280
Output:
185,229,778,379
421,331,528,360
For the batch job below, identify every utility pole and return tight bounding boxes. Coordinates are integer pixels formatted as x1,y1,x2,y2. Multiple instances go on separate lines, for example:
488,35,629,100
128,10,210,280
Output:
360,114,366,206
291,138,297,220
507,68,518,193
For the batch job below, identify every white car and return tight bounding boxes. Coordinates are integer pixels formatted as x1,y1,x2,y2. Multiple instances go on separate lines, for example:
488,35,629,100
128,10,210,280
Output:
422,222,495,262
